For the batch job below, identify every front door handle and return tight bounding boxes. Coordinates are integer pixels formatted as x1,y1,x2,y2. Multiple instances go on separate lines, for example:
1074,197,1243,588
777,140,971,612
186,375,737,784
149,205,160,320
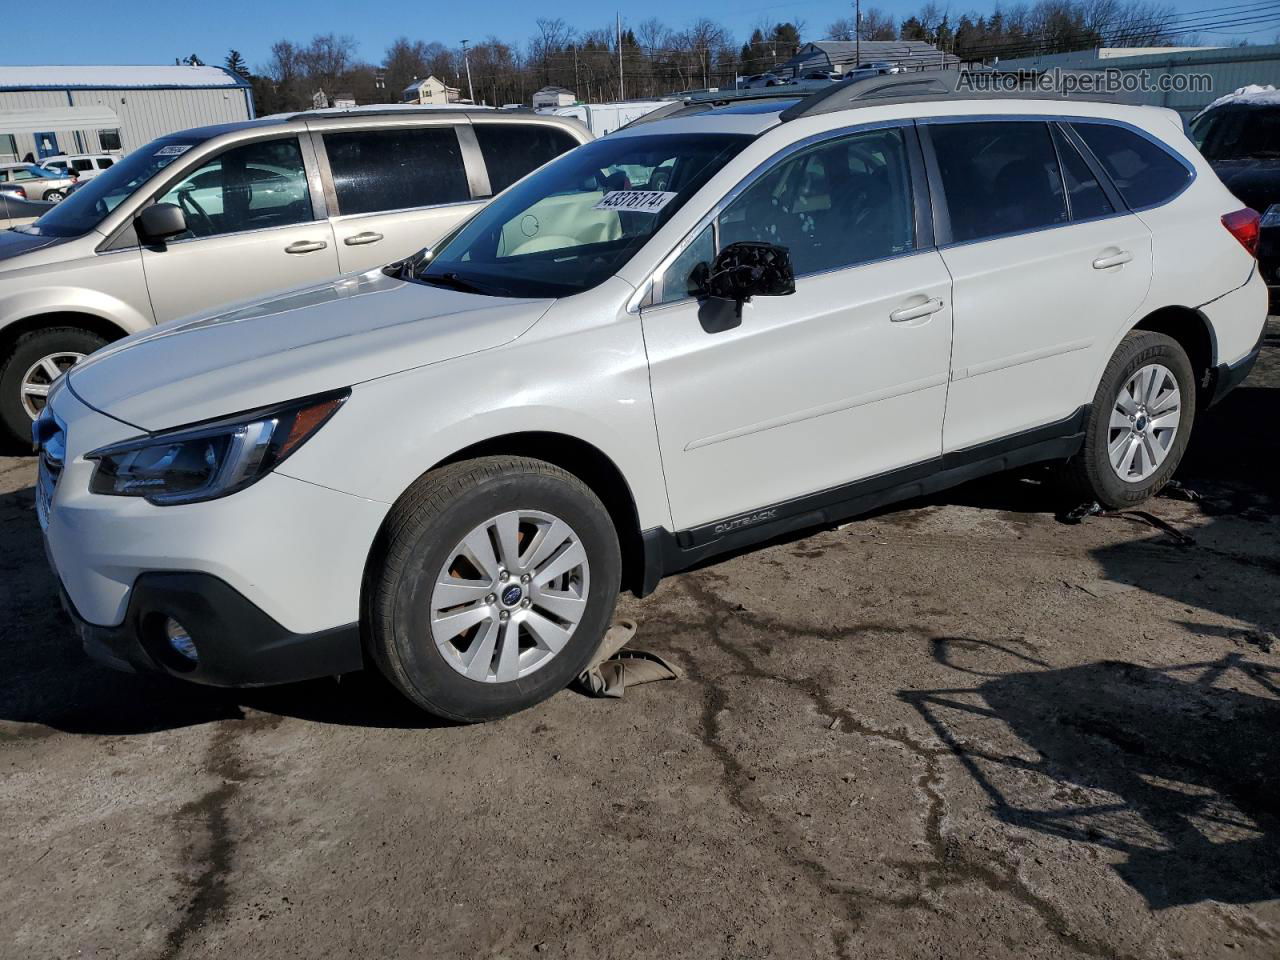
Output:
343,231,384,247
285,240,328,255
890,297,945,323
1092,250,1133,269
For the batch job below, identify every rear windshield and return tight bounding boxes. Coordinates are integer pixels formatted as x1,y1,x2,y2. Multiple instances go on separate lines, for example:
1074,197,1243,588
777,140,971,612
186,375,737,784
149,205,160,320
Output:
20,136,205,237
1190,106,1280,162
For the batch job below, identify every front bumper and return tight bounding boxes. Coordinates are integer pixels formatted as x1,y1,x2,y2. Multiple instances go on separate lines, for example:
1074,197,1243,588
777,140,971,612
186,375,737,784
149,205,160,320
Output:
40,383,390,686
60,570,364,686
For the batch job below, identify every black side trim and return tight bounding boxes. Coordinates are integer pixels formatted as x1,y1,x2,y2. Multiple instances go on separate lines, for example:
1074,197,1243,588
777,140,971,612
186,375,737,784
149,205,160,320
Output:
63,572,364,687
638,406,1089,590
1206,327,1264,408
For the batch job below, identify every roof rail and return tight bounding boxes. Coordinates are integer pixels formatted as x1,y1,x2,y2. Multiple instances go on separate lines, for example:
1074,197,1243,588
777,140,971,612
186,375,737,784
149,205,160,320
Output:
779,69,1134,122
621,88,805,129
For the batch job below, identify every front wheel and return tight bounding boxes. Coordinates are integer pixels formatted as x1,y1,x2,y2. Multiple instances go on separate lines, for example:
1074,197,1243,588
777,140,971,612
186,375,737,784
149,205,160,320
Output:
1061,330,1196,509
366,456,621,722
0,326,106,444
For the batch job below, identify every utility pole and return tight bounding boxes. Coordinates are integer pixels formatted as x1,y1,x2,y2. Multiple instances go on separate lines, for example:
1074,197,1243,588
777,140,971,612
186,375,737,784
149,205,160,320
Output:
617,12,625,100
460,39,475,104
574,44,580,98
855,0,862,67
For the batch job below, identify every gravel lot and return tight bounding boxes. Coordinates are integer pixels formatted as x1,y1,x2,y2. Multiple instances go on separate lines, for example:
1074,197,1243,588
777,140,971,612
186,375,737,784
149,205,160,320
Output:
2,322,1277,960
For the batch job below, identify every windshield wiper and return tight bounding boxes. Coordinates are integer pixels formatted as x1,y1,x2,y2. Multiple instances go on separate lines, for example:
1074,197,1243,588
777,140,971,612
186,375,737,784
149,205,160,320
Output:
418,271,505,296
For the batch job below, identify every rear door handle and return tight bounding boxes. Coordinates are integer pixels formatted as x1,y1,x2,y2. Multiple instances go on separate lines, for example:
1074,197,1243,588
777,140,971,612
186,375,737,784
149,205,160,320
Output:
1092,250,1133,269
343,231,384,247
285,240,328,254
890,297,945,323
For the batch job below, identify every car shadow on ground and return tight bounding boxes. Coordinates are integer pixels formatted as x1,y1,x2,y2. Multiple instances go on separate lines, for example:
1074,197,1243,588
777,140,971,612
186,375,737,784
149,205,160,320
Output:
904,639,1280,908
0,483,444,735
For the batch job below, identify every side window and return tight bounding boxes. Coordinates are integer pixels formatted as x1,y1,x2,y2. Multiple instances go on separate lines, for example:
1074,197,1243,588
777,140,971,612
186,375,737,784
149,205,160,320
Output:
657,223,714,305
717,126,916,276
98,157,114,169
1072,122,1191,209
154,137,313,239
1052,125,1114,220
474,123,580,194
930,121,1067,244
324,127,470,215
71,159,94,173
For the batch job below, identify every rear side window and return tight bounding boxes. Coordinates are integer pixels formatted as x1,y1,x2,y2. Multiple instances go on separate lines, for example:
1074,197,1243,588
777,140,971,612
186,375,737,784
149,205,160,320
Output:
1052,125,1114,220
98,157,114,169
473,123,580,194
324,127,470,216
1072,122,1190,209
929,121,1067,243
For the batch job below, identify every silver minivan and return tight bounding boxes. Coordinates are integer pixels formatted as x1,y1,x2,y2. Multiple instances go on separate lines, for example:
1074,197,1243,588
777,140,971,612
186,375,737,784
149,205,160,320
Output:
0,108,589,443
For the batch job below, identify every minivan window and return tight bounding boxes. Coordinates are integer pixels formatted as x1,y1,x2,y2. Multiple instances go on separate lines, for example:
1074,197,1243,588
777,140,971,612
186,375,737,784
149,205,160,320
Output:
153,137,313,239
719,125,915,275
1052,125,1114,220
1072,122,1191,209
325,127,470,216
22,135,205,237
930,121,1067,244
419,133,750,298
473,123,581,194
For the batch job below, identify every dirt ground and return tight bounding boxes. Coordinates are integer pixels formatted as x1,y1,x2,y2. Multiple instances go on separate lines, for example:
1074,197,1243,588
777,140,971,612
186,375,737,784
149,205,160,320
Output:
2,323,1278,960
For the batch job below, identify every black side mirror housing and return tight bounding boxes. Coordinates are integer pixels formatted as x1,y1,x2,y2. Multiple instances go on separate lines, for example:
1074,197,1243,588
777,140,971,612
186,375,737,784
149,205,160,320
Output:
699,241,796,315
136,202,187,244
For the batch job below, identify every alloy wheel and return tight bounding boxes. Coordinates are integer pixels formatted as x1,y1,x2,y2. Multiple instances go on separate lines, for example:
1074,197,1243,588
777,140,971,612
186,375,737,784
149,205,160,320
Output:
1108,362,1181,483
20,351,84,419
430,509,590,683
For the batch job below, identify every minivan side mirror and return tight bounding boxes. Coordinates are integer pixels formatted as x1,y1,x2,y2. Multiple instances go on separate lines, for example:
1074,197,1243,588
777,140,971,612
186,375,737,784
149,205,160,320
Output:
696,241,796,316
136,202,188,244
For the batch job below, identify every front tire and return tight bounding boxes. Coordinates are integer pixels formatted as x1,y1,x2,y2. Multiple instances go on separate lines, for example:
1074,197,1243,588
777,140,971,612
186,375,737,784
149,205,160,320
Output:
0,326,106,444
366,456,621,722
1062,331,1196,509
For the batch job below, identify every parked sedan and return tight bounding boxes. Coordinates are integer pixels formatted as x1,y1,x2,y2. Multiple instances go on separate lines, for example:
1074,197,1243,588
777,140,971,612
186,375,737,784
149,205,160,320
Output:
0,164,76,202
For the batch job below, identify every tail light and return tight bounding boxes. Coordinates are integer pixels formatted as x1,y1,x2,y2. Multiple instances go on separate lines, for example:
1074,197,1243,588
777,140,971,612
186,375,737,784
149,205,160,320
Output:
1221,208,1261,257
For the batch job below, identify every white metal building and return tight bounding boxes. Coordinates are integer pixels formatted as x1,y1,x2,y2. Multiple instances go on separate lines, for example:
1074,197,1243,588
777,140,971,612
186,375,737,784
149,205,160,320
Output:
0,65,254,163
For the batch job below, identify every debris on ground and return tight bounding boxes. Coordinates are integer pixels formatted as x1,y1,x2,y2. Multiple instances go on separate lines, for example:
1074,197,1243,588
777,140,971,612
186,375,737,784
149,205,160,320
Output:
573,619,682,698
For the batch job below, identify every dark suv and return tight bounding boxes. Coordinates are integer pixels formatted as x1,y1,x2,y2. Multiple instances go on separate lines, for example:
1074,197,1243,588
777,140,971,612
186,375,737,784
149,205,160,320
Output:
1190,93,1280,306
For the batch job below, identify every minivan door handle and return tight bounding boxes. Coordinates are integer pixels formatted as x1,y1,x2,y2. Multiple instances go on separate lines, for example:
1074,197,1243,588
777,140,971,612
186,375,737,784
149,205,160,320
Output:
889,297,945,323
284,240,328,255
343,231,384,247
1092,250,1133,269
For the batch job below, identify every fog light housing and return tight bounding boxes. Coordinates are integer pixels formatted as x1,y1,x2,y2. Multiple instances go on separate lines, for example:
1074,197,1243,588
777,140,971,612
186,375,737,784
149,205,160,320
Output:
164,618,198,664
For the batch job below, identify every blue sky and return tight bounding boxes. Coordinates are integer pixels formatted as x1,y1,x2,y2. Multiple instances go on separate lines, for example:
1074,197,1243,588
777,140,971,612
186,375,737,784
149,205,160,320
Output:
5,0,1275,68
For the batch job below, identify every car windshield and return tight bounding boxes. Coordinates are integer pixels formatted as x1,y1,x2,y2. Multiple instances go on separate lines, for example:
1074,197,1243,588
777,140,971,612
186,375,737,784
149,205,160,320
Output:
20,135,206,237
1190,106,1280,161
414,132,751,298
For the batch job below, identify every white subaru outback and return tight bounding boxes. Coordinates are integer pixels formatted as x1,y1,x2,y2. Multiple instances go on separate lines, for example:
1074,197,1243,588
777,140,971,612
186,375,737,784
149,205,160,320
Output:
34,73,1268,721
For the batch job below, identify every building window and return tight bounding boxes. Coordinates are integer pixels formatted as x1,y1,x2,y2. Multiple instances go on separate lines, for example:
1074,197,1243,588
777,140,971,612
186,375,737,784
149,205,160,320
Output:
0,134,16,161
99,129,122,152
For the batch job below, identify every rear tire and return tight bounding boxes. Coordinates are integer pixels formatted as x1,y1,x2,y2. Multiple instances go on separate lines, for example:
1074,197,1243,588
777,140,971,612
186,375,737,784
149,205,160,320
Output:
1060,331,1196,509
365,456,621,722
0,326,106,444
42,189,65,202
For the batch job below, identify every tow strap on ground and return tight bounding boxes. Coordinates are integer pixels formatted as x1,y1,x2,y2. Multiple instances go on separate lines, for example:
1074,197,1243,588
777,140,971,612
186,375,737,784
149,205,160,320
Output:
573,619,683,699
1058,489,1198,547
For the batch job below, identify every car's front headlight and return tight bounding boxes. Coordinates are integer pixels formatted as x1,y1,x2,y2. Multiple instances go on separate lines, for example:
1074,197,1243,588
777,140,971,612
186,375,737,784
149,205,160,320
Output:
86,390,348,505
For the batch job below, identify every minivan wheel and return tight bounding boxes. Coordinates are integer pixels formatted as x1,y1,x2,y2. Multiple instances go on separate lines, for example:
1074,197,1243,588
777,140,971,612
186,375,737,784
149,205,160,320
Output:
1061,331,1196,509
0,327,106,444
366,456,621,722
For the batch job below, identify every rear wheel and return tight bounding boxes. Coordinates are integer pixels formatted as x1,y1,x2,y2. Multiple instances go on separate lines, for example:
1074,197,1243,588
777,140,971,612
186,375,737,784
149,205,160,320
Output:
366,456,621,722
1061,331,1196,509
42,189,65,202
0,327,106,444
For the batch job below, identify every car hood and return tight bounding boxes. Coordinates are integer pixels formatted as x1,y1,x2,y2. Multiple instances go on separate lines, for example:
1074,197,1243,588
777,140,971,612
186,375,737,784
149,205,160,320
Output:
0,227,68,264
1211,158,1280,214
68,269,554,432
